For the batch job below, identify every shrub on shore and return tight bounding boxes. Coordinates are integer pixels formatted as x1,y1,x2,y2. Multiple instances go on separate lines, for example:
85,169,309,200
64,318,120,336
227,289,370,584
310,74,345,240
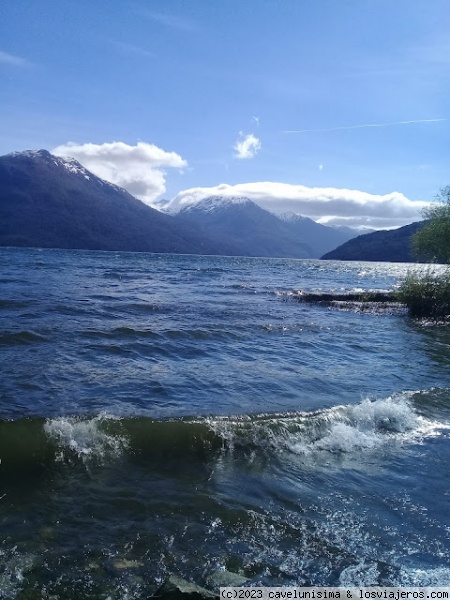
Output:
396,269,450,319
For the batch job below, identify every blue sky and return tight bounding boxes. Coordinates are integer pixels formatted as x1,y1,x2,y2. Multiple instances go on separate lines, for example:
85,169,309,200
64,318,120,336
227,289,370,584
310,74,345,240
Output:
1,0,450,228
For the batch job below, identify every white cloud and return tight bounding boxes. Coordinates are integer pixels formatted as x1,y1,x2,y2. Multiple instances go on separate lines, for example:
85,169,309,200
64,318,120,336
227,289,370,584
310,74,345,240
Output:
0,50,32,67
234,133,261,159
318,164,324,171
52,141,187,206
161,182,429,229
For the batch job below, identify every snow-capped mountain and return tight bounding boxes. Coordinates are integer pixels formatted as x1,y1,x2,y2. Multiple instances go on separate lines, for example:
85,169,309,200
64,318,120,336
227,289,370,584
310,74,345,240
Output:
0,150,231,254
8,149,122,191
0,150,368,258
175,196,358,258
176,196,315,260
176,195,251,214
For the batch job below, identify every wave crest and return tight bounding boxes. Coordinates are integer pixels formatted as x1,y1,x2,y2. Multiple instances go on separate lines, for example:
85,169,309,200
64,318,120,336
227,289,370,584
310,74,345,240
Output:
207,394,428,456
43,414,128,463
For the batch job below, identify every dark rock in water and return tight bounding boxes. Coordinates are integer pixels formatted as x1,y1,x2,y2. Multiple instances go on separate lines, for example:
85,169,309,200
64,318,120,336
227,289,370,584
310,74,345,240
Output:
292,290,407,316
294,291,397,304
155,575,218,600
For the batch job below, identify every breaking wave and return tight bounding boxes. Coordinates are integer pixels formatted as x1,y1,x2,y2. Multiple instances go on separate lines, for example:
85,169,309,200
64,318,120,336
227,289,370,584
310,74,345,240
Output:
43,414,128,463
205,392,437,456
0,392,446,476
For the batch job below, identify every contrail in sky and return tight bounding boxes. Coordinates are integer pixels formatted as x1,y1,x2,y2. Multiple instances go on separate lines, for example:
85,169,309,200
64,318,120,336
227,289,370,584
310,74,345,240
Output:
283,118,446,133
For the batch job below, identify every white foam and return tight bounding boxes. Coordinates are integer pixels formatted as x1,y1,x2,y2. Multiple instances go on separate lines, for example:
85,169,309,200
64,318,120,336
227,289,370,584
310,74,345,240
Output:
313,421,381,453
44,414,127,463
206,393,446,458
397,566,450,586
339,561,380,586
0,550,38,598
289,395,434,455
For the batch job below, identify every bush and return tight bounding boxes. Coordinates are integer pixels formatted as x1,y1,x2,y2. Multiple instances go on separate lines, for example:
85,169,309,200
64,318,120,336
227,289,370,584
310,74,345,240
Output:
396,269,450,319
413,187,450,263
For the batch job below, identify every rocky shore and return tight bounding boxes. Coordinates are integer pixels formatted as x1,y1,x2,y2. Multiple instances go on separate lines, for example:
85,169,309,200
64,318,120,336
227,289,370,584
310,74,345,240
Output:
292,290,407,315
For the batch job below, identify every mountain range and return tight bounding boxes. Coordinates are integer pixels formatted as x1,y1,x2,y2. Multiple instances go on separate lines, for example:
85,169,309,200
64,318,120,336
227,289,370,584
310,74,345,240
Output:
0,149,423,261
0,150,236,255
172,196,356,258
0,149,358,258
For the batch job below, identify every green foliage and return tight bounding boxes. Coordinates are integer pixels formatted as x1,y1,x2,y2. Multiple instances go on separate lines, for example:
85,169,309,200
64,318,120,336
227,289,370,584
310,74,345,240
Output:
403,187,450,318
397,269,450,319
413,186,450,264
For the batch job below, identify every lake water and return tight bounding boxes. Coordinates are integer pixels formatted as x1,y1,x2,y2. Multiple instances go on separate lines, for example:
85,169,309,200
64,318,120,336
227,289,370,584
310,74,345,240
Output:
1,247,450,598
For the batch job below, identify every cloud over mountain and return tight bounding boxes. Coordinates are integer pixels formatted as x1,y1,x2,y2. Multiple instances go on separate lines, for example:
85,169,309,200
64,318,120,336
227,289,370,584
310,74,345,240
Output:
52,141,187,206
161,182,429,229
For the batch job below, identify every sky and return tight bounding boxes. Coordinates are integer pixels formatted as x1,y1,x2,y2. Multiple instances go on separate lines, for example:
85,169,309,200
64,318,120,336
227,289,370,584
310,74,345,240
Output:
2,0,450,228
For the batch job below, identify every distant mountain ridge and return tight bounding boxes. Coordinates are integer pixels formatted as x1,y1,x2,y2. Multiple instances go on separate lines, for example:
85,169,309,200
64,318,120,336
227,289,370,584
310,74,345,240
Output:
175,195,251,213
277,211,357,258
321,221,426,262
173,196,358,258
0,149,411,259
175,196,313,258
0,149,232,254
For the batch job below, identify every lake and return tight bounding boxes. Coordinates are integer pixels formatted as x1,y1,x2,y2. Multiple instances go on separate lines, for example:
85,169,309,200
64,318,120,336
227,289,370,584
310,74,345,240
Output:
1,247,450,598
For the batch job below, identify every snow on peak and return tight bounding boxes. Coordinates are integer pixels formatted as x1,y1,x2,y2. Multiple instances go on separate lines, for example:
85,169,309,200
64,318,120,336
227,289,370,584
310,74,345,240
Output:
5,148,126,193
7,149,90,178
50,152,123,191
179,195,252,214
54,155,123,191
7,149,51,159
57,156,89,175
278,211,309,223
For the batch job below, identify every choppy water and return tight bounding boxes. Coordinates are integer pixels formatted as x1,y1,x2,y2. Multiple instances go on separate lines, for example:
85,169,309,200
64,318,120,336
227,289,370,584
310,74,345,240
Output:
1,248,450,598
